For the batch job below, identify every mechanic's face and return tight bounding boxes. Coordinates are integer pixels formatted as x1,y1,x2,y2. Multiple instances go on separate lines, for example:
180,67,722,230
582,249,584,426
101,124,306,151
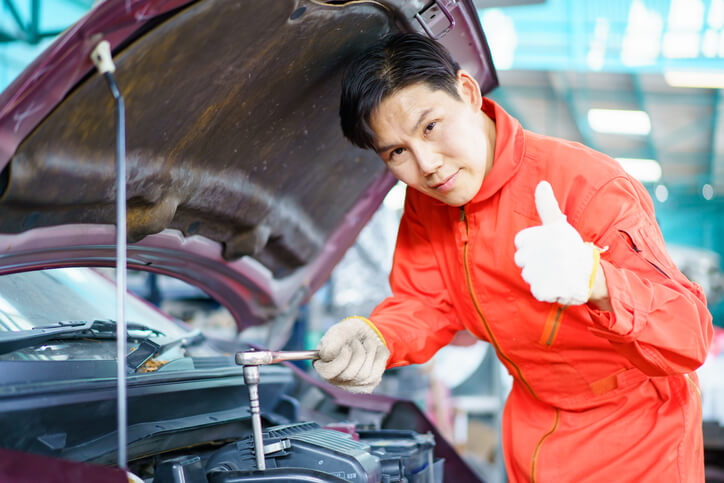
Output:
370,71,495,207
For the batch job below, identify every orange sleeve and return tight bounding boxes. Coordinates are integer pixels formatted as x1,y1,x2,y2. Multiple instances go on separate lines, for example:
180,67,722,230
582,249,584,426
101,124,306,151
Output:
576,176,713,376
369,191,464,368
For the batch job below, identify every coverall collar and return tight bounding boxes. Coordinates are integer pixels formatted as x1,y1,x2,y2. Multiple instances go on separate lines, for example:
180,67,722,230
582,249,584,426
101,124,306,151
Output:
467,98,526,207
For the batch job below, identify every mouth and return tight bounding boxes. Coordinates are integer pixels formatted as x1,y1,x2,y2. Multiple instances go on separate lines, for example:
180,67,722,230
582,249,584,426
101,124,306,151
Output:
432,170,460,192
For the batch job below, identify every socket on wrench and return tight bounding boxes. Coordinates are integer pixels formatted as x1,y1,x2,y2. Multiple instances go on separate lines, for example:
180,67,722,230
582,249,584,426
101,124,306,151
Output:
236,349,320,470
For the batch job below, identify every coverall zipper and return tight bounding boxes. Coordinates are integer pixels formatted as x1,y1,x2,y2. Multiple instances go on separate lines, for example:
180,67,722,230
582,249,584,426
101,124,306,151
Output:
460,206,537,398
531,408,560,482
460,207,557,480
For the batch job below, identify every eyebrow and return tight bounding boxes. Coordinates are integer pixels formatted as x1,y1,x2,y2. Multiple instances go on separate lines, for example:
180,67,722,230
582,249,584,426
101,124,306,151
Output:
375,108,433,154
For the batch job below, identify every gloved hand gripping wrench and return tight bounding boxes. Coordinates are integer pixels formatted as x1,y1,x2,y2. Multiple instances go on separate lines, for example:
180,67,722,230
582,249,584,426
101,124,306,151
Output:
235,350,320,470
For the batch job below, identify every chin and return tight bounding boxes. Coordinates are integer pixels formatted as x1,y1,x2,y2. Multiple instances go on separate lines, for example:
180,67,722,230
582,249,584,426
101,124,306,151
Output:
438,194,468,207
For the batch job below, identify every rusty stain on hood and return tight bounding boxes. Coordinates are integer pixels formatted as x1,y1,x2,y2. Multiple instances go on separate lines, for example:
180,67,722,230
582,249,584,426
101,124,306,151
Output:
0,0,391,276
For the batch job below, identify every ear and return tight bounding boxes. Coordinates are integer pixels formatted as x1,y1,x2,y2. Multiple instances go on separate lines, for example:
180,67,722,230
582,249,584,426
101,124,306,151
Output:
456,70,483,111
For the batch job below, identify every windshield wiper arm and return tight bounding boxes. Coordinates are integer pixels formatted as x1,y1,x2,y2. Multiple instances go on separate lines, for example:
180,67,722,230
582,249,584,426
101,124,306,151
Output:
0,319,164,356
126,329,205,373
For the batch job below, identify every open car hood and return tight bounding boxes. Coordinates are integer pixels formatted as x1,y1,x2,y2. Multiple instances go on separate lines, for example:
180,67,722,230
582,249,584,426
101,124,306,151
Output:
0,0,497,336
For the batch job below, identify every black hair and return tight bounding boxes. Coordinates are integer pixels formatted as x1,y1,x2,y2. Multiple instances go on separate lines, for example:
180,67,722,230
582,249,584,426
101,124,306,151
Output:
339,33,462,151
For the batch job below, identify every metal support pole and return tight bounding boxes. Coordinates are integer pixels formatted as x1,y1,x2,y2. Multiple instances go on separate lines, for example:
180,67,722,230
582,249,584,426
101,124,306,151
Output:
90,40,128,469
111,70,128,470
29,0,39,43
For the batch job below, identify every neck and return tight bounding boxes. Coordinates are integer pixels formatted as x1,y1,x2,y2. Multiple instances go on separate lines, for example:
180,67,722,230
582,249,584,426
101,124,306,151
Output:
480,111,497,177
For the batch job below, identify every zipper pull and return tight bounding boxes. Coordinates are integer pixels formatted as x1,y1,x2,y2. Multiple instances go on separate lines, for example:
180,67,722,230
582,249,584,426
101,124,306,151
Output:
458,206,469,243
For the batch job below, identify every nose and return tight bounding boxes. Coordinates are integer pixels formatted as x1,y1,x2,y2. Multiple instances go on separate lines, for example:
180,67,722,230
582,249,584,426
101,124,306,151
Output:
415,148,443,177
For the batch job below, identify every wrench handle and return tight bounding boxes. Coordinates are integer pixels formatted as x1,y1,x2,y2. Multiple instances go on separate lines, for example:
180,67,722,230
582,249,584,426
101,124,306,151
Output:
236,349,320,366
270,350,320,364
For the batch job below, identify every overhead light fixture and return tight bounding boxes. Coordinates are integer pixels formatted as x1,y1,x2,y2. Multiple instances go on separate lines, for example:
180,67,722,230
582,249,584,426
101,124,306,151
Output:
661,31,700,59
588,109,651,135
664,71,724,89
620,0,663,66
615,157,662,182
667,0,704,30
655,184,669,202
703,184,715,200
586,18,609,71
480,9,517,70
709,0,724,29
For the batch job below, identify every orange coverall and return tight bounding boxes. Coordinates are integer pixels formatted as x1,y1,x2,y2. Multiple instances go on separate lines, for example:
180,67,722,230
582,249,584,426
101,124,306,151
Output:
369,99,713,482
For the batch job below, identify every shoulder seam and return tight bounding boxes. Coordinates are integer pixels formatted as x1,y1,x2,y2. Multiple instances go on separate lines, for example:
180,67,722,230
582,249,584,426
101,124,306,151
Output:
573,175,637,225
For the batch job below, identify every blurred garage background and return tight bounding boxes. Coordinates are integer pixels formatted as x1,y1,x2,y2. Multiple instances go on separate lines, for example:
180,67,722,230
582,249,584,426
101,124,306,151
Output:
3,0,724,481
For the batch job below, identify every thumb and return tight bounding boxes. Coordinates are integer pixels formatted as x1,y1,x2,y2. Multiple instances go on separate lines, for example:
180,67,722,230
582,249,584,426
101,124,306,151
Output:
316,325,347,361
535,181,565,225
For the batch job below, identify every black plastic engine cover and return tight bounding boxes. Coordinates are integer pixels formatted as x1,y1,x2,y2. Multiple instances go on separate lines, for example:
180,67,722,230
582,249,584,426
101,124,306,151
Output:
205,422,381,482
359,429,439,482
154,455,208,483
207,467,348,482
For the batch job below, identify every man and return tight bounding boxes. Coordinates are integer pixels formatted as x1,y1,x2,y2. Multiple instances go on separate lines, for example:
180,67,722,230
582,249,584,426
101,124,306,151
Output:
313,33,713,482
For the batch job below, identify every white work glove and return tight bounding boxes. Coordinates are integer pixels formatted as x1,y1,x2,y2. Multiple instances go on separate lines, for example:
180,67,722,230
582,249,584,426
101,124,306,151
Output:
514,181,598,306
313,316,390,394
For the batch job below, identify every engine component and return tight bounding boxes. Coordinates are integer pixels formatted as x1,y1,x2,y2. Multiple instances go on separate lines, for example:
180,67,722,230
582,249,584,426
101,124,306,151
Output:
207,467,348,482
358,429,440,483
153,455,207,483
200,350,443,481
204,422,442,482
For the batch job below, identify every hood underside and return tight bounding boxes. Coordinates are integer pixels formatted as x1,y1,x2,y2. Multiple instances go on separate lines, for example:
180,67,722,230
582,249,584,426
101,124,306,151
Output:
0,0,497,332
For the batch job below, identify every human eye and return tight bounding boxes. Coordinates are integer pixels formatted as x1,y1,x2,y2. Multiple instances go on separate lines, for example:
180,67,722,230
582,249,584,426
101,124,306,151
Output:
388,147,405,162
424,121,436,134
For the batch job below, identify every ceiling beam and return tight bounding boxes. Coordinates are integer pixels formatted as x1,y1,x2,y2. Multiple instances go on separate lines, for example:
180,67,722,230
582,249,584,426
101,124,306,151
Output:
29,0,39,43
0,28,25,43
710,91,723,191
499,83,712,106
0,0,62,44
1,0,25,33
656,114,716,151
0,28,63,44
548,71,596,150
487,87,530,131
631,74,659,163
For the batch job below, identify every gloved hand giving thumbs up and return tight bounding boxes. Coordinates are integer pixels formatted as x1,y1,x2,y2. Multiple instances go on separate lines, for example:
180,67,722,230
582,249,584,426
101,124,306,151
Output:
313,316,390,394
514,181,602,306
